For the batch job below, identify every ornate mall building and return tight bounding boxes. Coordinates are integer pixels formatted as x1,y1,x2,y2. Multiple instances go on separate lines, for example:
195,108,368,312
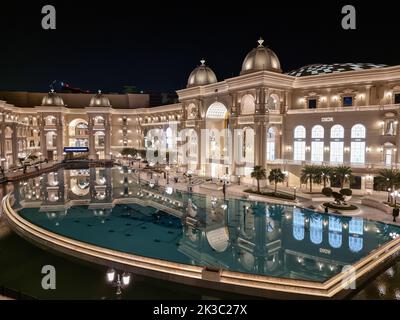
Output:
1,39,400,192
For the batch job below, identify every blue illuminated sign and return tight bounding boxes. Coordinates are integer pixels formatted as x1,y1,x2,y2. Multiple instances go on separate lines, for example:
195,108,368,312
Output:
64,147,89,153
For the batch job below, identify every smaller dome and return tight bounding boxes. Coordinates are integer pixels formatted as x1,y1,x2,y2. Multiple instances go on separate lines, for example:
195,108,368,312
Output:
89,90,111,107
187,59,217,88
241,38,282,75
41,90,64,106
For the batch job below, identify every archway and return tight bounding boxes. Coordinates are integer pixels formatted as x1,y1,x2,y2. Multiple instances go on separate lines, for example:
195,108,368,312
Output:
206,102,229,178
240,94,255,115
68,118,89,148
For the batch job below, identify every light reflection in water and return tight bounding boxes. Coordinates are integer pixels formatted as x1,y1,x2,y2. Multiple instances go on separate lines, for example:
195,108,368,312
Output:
9,167,400,284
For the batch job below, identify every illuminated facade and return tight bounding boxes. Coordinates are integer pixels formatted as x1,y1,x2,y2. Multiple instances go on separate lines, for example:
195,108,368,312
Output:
1,38,400,192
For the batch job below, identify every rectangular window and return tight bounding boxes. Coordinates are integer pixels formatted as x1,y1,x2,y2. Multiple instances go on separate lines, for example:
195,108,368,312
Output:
395,93,400,105
267,142,275,161
343,96,353,107
350,142,365,164
294,141,306,161
330,141,344,163
311,141,324,162
385,149,393,166
308,99,317,109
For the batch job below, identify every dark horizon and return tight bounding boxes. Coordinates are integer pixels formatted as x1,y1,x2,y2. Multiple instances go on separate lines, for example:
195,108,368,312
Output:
0,1,399,94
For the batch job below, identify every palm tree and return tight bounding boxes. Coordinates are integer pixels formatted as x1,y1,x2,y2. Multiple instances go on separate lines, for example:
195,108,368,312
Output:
251,166,267,193
318,166,333,188
334,166,353,189
300,165,318,193
268,168,286,194
375,169,400,194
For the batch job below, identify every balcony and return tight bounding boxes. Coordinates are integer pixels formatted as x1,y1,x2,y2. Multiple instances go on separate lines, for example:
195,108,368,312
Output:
287,104,400,115
266,159,400,170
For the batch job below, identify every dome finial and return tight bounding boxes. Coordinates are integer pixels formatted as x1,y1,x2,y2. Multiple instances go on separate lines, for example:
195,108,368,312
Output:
257,37,264,47
200,59,206,66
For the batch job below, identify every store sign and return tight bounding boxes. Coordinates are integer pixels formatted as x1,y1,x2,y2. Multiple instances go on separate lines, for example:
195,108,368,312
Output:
64,147,89,153
321,117,334,122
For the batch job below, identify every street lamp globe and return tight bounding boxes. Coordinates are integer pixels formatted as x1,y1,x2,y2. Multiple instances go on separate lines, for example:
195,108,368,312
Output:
106,268,116,283
122,272,131,286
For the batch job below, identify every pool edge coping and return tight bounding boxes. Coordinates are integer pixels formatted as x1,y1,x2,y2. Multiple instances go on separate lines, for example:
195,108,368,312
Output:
3,193,400,299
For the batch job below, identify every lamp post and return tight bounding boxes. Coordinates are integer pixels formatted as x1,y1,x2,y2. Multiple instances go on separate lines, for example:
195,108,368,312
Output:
165,165,170,184
391,190,399,207
106,268,131,297
388,188,392,203
294,186,297,200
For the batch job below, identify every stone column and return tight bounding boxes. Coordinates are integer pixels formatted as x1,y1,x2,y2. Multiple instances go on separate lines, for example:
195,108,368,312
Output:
88,117,96,160
11,123,19,165
40,115,47,159
57,115,64,161
366,85,372,106
105,115,111,159
254,119,263,167
0,123,5,158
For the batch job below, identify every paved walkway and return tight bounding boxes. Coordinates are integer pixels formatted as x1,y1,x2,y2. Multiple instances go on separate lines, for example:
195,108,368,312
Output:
130,164,400,226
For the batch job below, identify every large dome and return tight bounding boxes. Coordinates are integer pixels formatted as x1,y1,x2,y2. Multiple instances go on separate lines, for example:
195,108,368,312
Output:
187,59,217,88
241,38,282,75
89,90,111,107
41,90,64,106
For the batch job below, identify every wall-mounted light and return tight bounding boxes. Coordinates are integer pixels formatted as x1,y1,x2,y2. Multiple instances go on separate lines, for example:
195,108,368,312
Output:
344,147,350,153
324,147,330,152
366,147,371,153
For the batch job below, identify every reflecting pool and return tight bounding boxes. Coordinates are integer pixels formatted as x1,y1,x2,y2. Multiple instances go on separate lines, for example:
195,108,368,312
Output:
6,167,400,284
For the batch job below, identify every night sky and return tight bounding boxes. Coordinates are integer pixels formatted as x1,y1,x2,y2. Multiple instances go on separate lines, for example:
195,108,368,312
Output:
0,1,398,93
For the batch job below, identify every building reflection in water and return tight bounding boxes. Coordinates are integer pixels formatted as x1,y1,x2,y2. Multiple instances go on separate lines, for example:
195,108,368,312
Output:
9,167,400,282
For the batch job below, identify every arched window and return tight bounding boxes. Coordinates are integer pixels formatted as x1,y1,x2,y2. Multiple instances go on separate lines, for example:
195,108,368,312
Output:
165,127,174,150
310,215,323,245
45,115,56,126
311,125,324,162
350,124,366,164
293,209,305,241
330,125,344,163
267,94,280,110
266,127,276,161
187,103,197,119
294,126,306,161
241,94,255,115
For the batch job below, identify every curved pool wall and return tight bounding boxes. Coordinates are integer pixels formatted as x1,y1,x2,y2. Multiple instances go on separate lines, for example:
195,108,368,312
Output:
3,167,400,298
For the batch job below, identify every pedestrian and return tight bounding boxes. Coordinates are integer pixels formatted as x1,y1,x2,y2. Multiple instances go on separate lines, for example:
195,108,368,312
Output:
393,207,399,222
